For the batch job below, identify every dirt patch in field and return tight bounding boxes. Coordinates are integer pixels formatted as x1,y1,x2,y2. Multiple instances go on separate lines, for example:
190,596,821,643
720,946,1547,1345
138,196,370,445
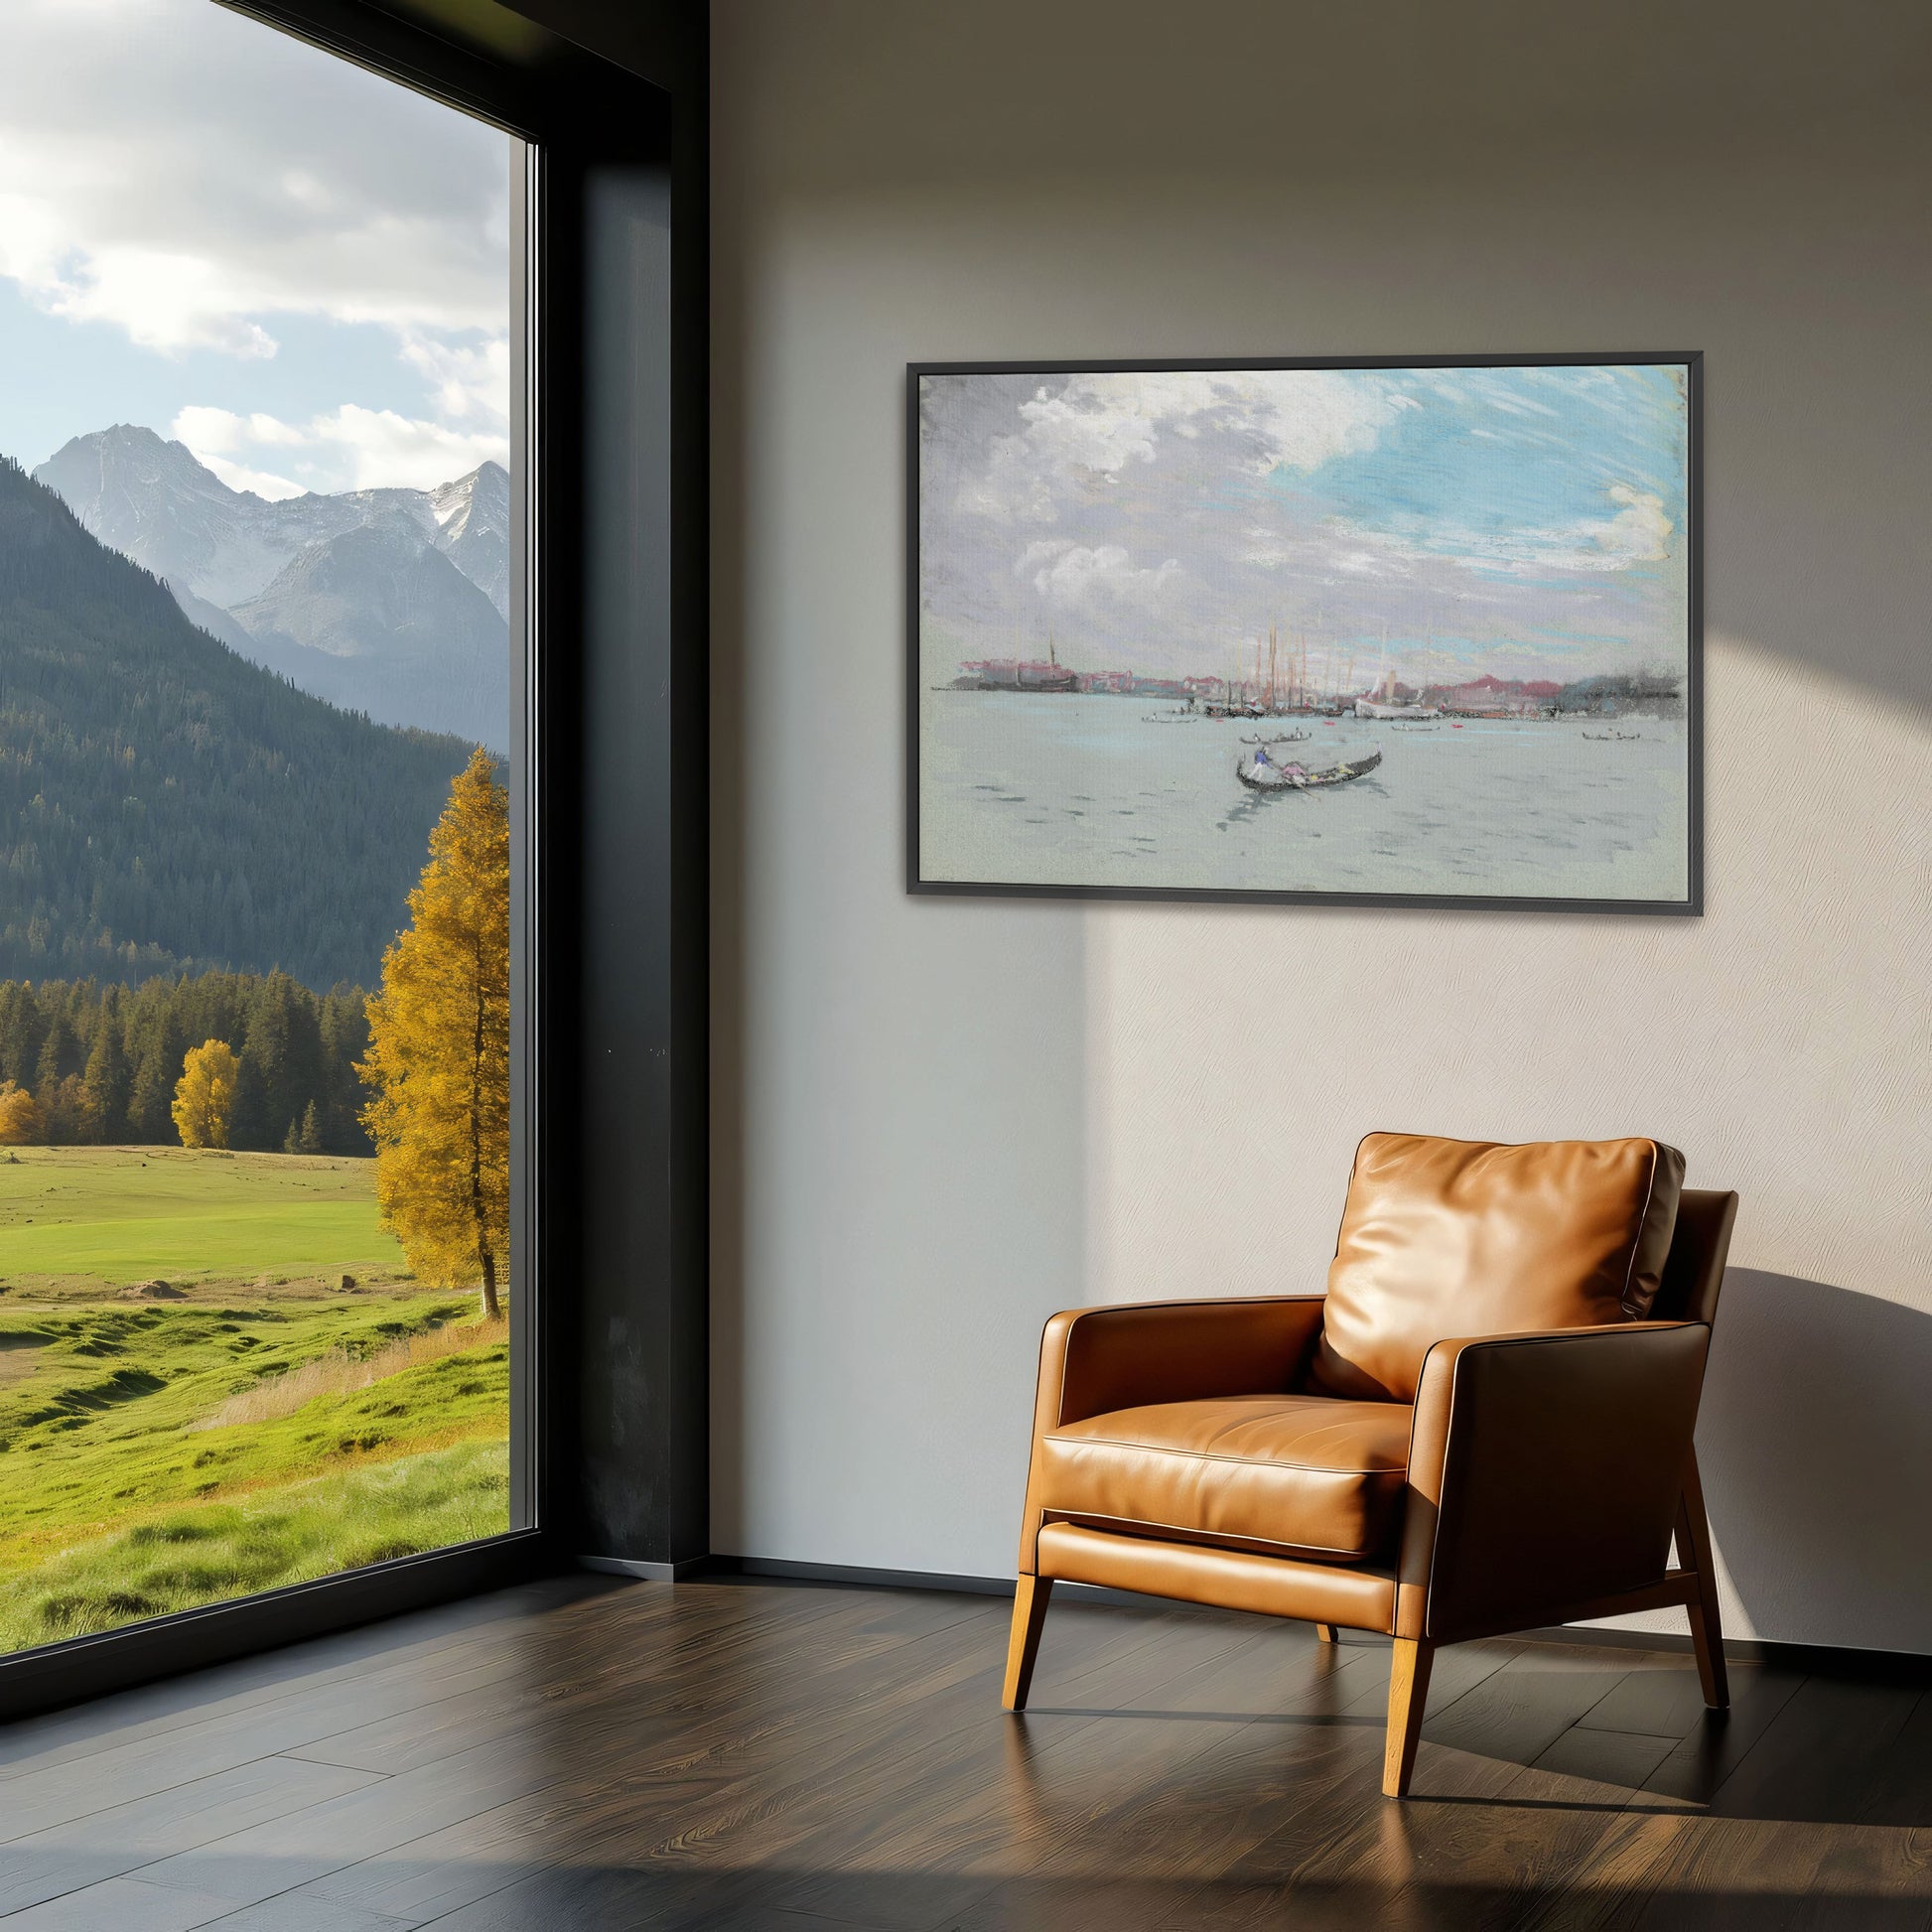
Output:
0,1334,49,1388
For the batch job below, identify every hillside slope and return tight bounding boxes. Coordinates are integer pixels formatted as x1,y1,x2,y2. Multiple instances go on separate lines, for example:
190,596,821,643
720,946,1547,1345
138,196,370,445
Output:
0,458,476,988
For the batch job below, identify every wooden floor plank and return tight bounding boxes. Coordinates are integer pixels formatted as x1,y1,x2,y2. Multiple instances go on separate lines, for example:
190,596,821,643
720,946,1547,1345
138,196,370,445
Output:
289,1594,1176,1927
1704,1676,1919,1823
0,1580,610,1782
0,1756,384,1918
0,1875,249,1932
148,1587,1015,1925
0,1576,1926,1932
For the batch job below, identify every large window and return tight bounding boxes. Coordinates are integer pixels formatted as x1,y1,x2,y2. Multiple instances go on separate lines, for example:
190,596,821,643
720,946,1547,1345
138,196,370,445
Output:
0,0,527,1651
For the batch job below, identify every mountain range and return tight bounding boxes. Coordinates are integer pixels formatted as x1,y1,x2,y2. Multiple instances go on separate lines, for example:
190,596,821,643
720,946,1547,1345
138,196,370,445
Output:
0,456,476,988
34,426,509,750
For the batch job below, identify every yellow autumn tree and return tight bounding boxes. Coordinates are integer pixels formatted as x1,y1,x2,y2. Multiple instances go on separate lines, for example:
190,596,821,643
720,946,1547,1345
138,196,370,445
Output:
172,1040,239,1149
0,1079,42,1146
358,749,510,1318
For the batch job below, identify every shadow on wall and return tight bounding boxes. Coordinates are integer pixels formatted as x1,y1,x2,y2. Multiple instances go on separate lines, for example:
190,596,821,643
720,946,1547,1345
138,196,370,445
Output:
1700,1270,1932,1657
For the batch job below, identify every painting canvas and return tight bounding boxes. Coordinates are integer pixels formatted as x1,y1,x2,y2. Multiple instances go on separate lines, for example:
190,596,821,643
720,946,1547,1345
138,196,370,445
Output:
909,355,1701,911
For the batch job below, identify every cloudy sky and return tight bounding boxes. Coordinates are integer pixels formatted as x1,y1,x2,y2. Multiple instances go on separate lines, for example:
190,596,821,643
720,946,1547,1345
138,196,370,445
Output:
920,363,1690,686
0,0,512,496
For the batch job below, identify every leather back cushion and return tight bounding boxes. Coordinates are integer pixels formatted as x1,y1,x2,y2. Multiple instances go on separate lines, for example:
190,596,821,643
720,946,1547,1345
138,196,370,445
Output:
1306,1133,1686,1403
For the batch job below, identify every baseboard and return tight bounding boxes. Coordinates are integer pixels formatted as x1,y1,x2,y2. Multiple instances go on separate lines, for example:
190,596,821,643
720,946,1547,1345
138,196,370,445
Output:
687,1554,1932,1678
578,1554,710,1583
0,1528,553,1724
1517,1622,1932,1680
697,1554,1014,1595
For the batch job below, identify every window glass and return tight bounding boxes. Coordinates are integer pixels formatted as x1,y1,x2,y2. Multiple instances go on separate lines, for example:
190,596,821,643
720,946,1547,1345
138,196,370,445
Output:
0,0,522,1651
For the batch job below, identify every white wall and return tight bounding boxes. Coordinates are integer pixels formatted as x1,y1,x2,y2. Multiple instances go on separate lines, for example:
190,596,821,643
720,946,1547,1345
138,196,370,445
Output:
711,0,1932,1650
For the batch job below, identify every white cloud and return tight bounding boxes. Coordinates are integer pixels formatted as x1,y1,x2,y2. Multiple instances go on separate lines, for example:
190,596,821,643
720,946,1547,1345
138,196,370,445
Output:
0,0,508,353
1031,370,1410,478
311,403,507,491
1591,483,1674,564
956,368,1415,523
172,402,506,498
1028,543,1183,614
397,333,510,424
1,0,510,489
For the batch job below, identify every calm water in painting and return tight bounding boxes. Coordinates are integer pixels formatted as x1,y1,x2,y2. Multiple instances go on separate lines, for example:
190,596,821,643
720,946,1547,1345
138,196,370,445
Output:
921,695,1689,900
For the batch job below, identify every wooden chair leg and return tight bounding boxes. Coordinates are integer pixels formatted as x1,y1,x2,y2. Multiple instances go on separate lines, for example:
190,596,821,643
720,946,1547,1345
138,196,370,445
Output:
1382,1638,1434,1798
1003,1575,1053,1712
1677,1448,1729,1710
1313,1622,1338,1644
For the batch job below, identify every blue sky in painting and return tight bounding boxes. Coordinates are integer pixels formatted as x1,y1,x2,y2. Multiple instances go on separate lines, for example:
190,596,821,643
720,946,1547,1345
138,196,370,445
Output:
1303,366,1686,580
920,362,1691,684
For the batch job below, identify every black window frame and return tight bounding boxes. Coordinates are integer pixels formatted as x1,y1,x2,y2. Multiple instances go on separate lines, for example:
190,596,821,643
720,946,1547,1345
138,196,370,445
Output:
0,0,709,1721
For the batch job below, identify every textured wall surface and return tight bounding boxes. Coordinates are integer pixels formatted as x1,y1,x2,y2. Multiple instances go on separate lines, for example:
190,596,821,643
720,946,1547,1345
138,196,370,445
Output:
710,0,1932,1649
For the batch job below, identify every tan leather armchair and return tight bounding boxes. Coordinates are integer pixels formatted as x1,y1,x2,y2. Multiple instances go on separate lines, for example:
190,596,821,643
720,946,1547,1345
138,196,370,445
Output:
1003,1133,1737,1798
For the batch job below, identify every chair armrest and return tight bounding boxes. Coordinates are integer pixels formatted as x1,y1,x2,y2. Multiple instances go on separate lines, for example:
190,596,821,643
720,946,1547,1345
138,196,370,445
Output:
1395,1320,1710,1641
1017,1298,1325,1575
1034,1298,1327,1435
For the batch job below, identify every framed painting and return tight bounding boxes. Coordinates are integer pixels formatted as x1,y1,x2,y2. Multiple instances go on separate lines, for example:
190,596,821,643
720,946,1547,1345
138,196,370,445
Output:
907,353,1702,912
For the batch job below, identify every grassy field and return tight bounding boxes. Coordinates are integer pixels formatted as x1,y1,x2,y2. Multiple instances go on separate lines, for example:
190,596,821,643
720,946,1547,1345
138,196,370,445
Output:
0,1145,407,1288
0,1148,509,1651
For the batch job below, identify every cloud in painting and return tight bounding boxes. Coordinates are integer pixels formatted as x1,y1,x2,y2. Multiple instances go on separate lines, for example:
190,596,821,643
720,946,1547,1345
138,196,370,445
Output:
1020,540,1186,617
963,370,1416,521
921,364,1691,682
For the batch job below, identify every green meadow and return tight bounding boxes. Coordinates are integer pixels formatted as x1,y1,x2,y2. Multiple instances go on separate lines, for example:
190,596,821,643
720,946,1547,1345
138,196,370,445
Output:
0,1148,509,1651
0,1145,406,1288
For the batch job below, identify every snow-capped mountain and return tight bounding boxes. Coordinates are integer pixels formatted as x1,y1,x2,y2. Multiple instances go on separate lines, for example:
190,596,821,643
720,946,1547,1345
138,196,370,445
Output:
430,460,509,618
232,514,508,751
33,426,511,746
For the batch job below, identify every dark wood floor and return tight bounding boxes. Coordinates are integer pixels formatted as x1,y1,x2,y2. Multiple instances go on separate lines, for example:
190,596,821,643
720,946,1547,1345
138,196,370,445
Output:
0,1575,1927,1930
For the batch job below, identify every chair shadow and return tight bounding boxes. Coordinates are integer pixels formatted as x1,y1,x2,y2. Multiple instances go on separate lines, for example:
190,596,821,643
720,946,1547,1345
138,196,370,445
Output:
1699,1270,1932,1658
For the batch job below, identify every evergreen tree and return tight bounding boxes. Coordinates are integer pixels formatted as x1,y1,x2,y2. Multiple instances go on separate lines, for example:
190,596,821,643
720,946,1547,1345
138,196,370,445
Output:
320,987,373,1154
229,1036,271,1152
127,1035,183,1143
38,1073,85,1145
80,1012,130,1141
35,1013,81,1091
0,982,43,1087
297,1099,325,1156
358,750,510,1318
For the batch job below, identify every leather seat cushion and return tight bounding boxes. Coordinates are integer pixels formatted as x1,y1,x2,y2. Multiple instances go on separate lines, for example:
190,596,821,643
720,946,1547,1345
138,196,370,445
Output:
1307,1133,1687,1404
1035,1394,1412,1564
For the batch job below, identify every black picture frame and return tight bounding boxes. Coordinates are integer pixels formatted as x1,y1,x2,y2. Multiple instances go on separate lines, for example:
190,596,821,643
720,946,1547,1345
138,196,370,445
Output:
906,352,1704,915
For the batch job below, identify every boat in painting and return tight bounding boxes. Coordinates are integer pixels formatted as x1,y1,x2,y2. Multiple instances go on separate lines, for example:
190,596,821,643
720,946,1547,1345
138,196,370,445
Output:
1235,746,1383,792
